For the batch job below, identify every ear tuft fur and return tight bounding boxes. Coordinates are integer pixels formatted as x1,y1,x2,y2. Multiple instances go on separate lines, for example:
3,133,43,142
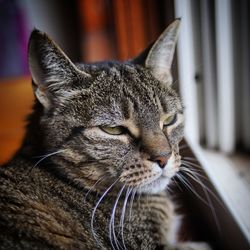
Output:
28,29,90,107
132,19,180,85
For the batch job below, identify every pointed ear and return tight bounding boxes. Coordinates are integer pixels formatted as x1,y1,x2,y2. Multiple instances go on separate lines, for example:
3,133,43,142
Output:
132,19,180,85
28,29,90,108
130,42,154,65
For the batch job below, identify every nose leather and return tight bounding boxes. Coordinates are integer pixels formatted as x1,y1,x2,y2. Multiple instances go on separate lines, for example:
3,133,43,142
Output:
141,129,171,168
150,155,169,168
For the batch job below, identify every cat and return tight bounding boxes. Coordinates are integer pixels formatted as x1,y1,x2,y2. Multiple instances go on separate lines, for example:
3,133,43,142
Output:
0,20,211,250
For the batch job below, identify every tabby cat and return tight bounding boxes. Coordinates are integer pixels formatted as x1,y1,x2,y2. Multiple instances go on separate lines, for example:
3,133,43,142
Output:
0,20,211,250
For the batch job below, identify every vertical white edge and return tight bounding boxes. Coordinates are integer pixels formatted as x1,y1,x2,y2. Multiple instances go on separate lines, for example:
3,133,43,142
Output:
200,0,218,149
241,0,250,149
190,1,206,144
215,0,235,153
174,0,200,144
187,138,250,245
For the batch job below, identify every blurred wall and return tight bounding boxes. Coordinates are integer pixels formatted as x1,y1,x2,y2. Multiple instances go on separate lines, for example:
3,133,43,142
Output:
22,0,81,62
0,0,81,78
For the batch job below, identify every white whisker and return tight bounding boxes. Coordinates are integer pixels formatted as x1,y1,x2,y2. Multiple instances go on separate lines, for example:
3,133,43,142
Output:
91,178,119,247
172,177,183,191
180,165,208,180
176,173,210,206
179,144,188,150
182,156,199,162
109,185,126,250
182,170,221,232
84,176,106,202
119,187,132,249
180,164,225,208
181,160,204,173
181,159,202,169
32,149,65,168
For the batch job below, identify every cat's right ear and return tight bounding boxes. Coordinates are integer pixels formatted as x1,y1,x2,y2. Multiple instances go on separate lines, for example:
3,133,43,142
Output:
28,29,90,108
131,19,180,86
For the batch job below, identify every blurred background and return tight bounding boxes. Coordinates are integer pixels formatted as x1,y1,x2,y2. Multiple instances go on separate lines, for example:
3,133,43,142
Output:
0,0,175,77
0,0,250,249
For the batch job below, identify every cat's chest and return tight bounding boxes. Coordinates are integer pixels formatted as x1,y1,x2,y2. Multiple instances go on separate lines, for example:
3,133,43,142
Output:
152,197,181,244
165,211,182,245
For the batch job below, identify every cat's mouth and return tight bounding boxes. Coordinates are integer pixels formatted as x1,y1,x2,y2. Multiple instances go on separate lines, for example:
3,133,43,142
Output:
162,153,181,178
138,157,180,194
137,176,171,194
120,152,181,194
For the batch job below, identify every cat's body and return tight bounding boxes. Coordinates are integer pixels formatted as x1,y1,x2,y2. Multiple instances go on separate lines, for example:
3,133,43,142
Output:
0,20,211,250
0,157,178,249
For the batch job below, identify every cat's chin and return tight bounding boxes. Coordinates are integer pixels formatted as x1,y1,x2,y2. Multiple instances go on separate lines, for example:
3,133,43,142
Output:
137,176,171,194
134,155,179,194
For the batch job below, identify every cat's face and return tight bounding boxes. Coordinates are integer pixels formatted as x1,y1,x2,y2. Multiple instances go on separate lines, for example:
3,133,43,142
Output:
28,20,183,194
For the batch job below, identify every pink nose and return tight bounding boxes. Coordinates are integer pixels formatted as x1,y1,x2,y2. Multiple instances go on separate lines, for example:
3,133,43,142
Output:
150,155,169,168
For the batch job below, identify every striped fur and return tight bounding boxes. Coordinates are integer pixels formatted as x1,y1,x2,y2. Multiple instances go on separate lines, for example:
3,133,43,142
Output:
0,20,211,250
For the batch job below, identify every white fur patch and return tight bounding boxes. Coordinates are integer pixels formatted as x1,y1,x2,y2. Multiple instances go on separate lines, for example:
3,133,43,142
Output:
162,153,178,178
139,152,179,194
166,214,182,244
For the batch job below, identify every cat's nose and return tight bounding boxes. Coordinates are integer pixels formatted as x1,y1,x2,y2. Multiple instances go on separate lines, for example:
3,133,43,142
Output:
150,155,169,168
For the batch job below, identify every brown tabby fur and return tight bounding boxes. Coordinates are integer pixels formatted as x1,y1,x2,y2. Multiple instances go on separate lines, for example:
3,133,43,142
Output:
0,20,211,250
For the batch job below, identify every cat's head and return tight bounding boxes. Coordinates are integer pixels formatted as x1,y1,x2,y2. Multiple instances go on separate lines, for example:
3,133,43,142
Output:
28,20,183,194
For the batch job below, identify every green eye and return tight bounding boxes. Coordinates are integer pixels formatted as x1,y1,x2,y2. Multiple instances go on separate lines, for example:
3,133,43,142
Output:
100,126,126,135
163,114,177,127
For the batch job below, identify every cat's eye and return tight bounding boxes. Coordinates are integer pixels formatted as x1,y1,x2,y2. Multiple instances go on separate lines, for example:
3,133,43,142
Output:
163,114,177,127
100,126,127,135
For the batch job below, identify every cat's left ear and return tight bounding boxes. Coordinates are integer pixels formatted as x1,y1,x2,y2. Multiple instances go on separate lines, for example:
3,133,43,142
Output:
28,29,90,108
132,19,180,85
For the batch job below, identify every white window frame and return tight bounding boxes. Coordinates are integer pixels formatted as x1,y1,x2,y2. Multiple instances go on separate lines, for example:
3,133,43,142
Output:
174,0,250,248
